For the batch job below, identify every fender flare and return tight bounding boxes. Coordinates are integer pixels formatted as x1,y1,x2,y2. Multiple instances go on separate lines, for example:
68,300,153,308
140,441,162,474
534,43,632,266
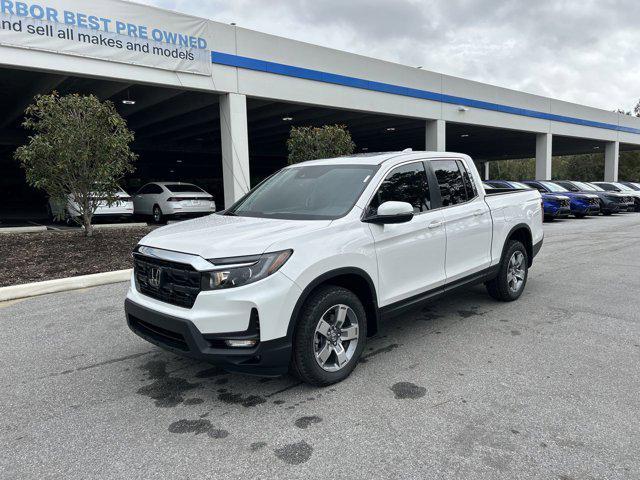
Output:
286,267,380,340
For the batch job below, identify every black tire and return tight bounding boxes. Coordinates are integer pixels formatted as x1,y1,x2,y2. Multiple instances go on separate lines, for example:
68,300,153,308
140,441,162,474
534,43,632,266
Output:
485,240,529,302
152,205,166,224
574,213,586,219
290,285,367,386
543,216,553,223
603,210,613,216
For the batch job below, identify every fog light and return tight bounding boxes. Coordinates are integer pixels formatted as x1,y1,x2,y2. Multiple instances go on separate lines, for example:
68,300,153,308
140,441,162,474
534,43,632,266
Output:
225,339,257,348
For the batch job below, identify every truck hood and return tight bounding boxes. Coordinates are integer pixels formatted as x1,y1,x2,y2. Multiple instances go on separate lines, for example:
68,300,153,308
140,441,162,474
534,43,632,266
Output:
138,213,332,259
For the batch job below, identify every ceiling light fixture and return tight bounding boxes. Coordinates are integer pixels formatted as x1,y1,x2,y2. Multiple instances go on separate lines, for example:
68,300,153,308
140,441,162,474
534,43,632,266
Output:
282,117,293,121
122,89,136,105
362,147,369,151
461,134,470,138
386,127,396,132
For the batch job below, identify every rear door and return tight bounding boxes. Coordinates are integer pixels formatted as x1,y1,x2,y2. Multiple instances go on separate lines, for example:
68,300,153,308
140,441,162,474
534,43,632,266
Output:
429,159,492,283
366,160,446,306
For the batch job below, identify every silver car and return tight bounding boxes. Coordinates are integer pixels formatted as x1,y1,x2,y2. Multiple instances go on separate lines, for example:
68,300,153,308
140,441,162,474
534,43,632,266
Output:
133,182,216,223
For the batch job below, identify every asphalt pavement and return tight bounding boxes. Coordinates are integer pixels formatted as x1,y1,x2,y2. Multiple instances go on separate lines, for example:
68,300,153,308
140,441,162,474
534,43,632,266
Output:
1,213,639,479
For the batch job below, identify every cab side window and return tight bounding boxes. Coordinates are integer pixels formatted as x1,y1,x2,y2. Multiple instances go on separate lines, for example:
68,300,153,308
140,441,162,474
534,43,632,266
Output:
458,160,478,199
431,160,468,206
369,162,431,214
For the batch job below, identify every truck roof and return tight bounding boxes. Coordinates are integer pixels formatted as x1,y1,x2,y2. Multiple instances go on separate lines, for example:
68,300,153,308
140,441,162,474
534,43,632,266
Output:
291,151,470,167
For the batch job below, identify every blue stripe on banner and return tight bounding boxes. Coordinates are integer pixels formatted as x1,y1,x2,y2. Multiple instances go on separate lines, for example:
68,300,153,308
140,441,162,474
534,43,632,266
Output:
211,51,640,135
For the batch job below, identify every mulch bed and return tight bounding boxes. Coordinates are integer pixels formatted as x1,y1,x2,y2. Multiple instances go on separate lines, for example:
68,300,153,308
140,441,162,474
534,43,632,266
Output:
0,227,153,287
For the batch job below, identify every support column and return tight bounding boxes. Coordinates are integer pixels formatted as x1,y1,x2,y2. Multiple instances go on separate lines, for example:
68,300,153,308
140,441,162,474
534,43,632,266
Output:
220,93,250,209
484,162,490,180
535,133,552,180
604,141,619,181
426,119,446,152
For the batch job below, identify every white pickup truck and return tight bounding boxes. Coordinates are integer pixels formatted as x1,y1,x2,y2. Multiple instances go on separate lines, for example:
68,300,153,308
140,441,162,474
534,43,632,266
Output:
125,151,543,385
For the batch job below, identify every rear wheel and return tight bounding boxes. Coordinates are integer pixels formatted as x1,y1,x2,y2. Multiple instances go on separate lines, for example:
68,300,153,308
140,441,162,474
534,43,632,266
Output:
152,205,166,224
485,240,528,302
574,213,586,219
290,286,367,386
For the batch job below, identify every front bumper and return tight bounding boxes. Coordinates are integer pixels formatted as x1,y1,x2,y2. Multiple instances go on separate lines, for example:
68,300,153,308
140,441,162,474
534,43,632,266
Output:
125,298,291,375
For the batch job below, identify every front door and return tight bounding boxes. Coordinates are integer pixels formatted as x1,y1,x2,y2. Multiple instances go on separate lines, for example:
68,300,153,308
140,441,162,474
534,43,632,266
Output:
366,161,447,307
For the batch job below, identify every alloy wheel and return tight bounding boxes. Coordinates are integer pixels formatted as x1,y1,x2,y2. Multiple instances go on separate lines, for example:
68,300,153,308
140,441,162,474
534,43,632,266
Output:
507,251,526,294
313,304,359,372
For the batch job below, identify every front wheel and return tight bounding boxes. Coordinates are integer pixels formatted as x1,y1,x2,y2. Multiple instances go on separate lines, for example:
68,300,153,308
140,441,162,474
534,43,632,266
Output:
574,213,586,219
290,286,367,386
485,240,529,302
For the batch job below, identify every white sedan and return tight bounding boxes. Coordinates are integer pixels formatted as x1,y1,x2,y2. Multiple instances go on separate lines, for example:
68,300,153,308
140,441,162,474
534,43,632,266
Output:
48,187,134,225
133,182,216,223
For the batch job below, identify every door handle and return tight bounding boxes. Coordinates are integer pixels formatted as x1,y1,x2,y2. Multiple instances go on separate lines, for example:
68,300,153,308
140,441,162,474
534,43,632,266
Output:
428,220,444,229
473,209,485,216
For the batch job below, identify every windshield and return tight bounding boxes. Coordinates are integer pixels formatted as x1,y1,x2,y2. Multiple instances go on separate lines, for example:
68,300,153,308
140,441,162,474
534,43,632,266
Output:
227,164,378,220
508,181,530,189
540,181,568,192
573,181,599,191
166,184,205,193
613,182,633,191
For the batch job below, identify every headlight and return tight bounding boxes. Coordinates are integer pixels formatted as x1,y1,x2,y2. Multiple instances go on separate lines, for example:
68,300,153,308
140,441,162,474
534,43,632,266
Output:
201,250,292,290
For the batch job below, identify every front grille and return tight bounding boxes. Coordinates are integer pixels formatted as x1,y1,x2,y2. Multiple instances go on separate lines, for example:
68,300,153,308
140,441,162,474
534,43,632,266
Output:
134,255,201,308
560,199,570,207
129,315,189,351
589,198,599,206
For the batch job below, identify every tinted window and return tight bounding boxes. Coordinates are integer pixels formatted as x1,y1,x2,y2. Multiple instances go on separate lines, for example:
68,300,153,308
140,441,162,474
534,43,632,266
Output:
539,181,568,193
432,160,468,206
228,164,377,220
458,161,478,199
166,184,205,193
508,181,530,190
137,184,154,194
555,181,578,192
369,162,430,214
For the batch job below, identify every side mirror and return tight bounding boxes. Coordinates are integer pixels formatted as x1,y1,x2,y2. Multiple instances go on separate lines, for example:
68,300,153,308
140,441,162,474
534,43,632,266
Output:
363,201,415,224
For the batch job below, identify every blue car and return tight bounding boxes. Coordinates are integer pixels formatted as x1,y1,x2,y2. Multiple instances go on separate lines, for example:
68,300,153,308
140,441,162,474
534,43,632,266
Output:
522,180,600,218
486,180,571,220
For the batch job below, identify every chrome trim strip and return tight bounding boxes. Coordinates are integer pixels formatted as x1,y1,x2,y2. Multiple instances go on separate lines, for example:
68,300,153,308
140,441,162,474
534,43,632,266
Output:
136,245,215,272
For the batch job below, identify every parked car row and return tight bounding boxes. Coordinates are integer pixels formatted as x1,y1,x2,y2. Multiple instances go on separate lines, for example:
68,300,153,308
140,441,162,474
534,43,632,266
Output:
483,179,640,221
48,182,216,225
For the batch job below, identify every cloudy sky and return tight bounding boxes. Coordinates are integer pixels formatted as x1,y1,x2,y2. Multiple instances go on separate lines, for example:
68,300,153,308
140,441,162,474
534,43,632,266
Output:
139,0,639,112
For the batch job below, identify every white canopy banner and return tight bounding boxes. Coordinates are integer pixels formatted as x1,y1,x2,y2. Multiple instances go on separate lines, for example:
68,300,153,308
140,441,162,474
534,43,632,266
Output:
0,0,211,75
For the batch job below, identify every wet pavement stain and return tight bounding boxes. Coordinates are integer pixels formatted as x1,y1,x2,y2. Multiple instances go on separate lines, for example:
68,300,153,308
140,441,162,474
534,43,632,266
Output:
273,400,286,405
195,366,227,378
168,419,212,435
458,307,483,318
168,419,229,439
208,429,230,439
137,361,200,408
218,391,266,408
184,398,204,405
250,442,267,451
294,416,322,429
274,441,313,465
510,330,521,336
360,344,400,363
391,382,426,399
215,378,229,385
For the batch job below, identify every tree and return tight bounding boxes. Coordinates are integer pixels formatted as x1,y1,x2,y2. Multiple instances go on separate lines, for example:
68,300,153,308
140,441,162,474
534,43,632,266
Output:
287,124,355,164
15,92,137,236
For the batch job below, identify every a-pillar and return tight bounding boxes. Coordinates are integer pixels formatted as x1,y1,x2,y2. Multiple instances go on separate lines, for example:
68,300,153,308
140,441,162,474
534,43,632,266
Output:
535,133,552,180
426,119,446,152
604,141,619,181
220,93,251,208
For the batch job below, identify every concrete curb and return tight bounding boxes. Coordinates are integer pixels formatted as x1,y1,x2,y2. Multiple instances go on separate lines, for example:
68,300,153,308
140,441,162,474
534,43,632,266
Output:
0,226,47,234
84,223,149,230
0,269,132,302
